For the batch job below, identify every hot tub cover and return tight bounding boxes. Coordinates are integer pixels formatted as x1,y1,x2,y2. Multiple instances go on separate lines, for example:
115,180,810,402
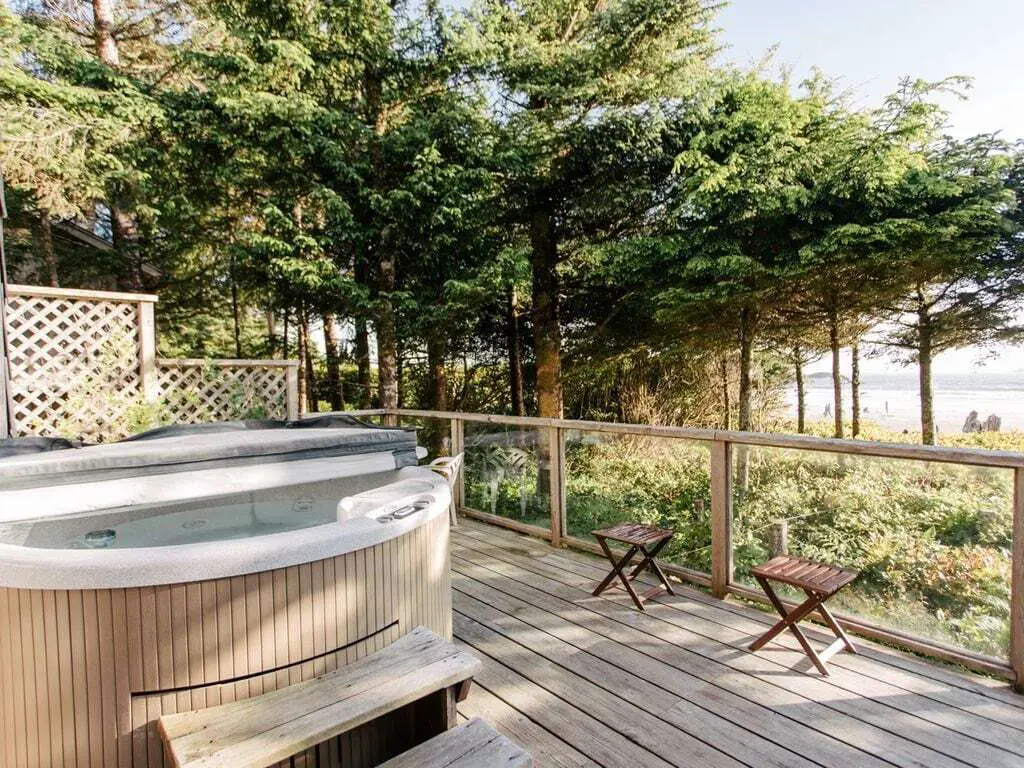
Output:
0,416,418,490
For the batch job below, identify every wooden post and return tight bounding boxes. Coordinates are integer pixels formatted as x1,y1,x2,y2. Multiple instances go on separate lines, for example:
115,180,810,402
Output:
711,440,733,598
548,426,566,546
771,519,789,557
1012,467,1024,691
285,365,300,421
450,417,464,509
137,300,157,402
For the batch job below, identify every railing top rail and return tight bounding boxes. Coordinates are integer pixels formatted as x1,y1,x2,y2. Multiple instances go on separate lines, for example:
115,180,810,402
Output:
158,358,300,368
383,408,1024,469
6,283,159,304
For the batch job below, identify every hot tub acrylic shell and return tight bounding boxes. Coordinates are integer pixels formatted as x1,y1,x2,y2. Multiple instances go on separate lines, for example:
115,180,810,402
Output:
0,464,453,768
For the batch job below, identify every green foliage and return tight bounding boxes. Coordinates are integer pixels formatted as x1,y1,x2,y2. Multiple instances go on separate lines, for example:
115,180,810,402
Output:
554,429,1015,657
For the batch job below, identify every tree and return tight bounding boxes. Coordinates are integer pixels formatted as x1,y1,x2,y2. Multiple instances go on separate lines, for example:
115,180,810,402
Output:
0,7,135,284
871,137,1021,443
476,0,716,418
656,73,853,430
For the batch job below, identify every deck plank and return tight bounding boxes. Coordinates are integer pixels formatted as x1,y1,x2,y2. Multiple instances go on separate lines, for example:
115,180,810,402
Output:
456,679,597,768
541,555,1024,756
452,520,1024,768
452,533,1014,768
496,527,1024,729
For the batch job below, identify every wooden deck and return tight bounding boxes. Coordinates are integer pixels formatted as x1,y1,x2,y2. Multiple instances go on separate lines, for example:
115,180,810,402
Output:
451,519,1024,768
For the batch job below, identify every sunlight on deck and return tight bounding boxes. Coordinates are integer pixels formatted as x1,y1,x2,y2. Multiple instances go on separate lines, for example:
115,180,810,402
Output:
452,519,1024,768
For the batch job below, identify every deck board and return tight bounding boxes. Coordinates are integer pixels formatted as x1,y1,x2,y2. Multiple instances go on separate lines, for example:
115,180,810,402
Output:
453,519,1024,768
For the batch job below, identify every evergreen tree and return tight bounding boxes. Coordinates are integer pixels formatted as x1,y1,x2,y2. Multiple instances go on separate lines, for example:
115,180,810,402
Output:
475,0,716,418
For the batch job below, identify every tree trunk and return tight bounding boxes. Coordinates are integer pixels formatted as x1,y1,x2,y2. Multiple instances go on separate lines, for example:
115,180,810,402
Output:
90,4,145,293
36,211,59,287
283,311,290,359
301,312,318,413
111,204,142,291
265,310,276,356
363,67,398,419
426,330,449,457
395,340,404,408
229,254,242,358
296,312,307,413
323,313,344,411
530,208,560,498
373,254,398,413
530,209,562,419
354,259,372,408
376,294,398,411
794,348,805,434
719,354,730,429
355,317,371,408
427,332,448,413
737,308,755,431
506,284,525,417
91,0,120,65
917,294,936,445
851,339,861,438
829,310,844,439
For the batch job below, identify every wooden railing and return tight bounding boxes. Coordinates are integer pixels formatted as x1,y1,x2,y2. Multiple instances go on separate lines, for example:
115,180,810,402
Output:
343,407,1024,689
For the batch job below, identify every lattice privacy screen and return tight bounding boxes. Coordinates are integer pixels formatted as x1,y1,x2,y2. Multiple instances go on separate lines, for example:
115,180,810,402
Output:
156,362,290,423
4,286,297,441
5,292,142,440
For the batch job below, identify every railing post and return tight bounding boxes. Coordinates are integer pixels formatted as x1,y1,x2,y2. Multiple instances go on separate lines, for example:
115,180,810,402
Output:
1012,467,1024,691
710,439,733,598
137,300,157,403
285,365,299,421
450,417,464,509
548,426,566,546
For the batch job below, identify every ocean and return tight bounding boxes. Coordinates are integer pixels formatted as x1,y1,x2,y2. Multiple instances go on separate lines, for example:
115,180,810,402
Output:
785,371,1024,434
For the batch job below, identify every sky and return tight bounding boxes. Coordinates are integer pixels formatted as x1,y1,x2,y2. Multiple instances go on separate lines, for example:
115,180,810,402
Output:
714,1,1024,375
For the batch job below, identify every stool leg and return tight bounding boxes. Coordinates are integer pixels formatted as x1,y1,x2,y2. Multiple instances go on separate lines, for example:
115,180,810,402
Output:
749,578,832,675
626,539,675,596
593,538,646,610
814,595,857,654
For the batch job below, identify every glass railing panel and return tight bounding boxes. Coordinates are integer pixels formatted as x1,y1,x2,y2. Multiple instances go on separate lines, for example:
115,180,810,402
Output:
463,422,552,530
731,445,1013,658
565,429,712,574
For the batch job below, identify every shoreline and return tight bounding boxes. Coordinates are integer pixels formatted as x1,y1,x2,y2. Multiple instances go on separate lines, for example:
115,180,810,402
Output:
786,373,1024,434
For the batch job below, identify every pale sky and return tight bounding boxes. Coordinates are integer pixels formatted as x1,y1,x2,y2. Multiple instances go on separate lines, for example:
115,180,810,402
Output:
716,1,1024,375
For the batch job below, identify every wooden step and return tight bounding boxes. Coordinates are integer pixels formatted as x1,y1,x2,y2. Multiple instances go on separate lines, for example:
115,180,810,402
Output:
379,717,533,768
158,626,481,768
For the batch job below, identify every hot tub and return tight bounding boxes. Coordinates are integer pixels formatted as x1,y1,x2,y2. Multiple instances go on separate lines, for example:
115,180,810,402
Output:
0,420,452,768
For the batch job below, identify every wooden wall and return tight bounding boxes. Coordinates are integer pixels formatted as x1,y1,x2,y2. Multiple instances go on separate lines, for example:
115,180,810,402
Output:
0,514,451,767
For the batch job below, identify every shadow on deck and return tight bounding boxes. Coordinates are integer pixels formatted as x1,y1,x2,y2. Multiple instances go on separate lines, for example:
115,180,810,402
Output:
451,519,1024,768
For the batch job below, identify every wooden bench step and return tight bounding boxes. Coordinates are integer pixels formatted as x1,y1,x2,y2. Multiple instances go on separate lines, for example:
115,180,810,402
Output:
378,717,533,768
158,626,481,768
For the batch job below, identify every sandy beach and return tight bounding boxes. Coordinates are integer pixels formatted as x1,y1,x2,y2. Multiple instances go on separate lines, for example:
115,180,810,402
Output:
785,371,1024,434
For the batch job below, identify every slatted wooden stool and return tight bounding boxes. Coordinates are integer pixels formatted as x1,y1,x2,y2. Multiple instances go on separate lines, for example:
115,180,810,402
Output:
748,555,860,675
592,522,675,610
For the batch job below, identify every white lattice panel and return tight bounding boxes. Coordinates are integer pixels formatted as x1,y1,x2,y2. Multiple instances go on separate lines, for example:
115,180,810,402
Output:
156,362,289,422
5,293,142,440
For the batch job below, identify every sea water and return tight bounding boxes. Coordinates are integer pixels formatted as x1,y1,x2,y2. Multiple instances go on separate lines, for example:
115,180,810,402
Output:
785,371,1024,434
